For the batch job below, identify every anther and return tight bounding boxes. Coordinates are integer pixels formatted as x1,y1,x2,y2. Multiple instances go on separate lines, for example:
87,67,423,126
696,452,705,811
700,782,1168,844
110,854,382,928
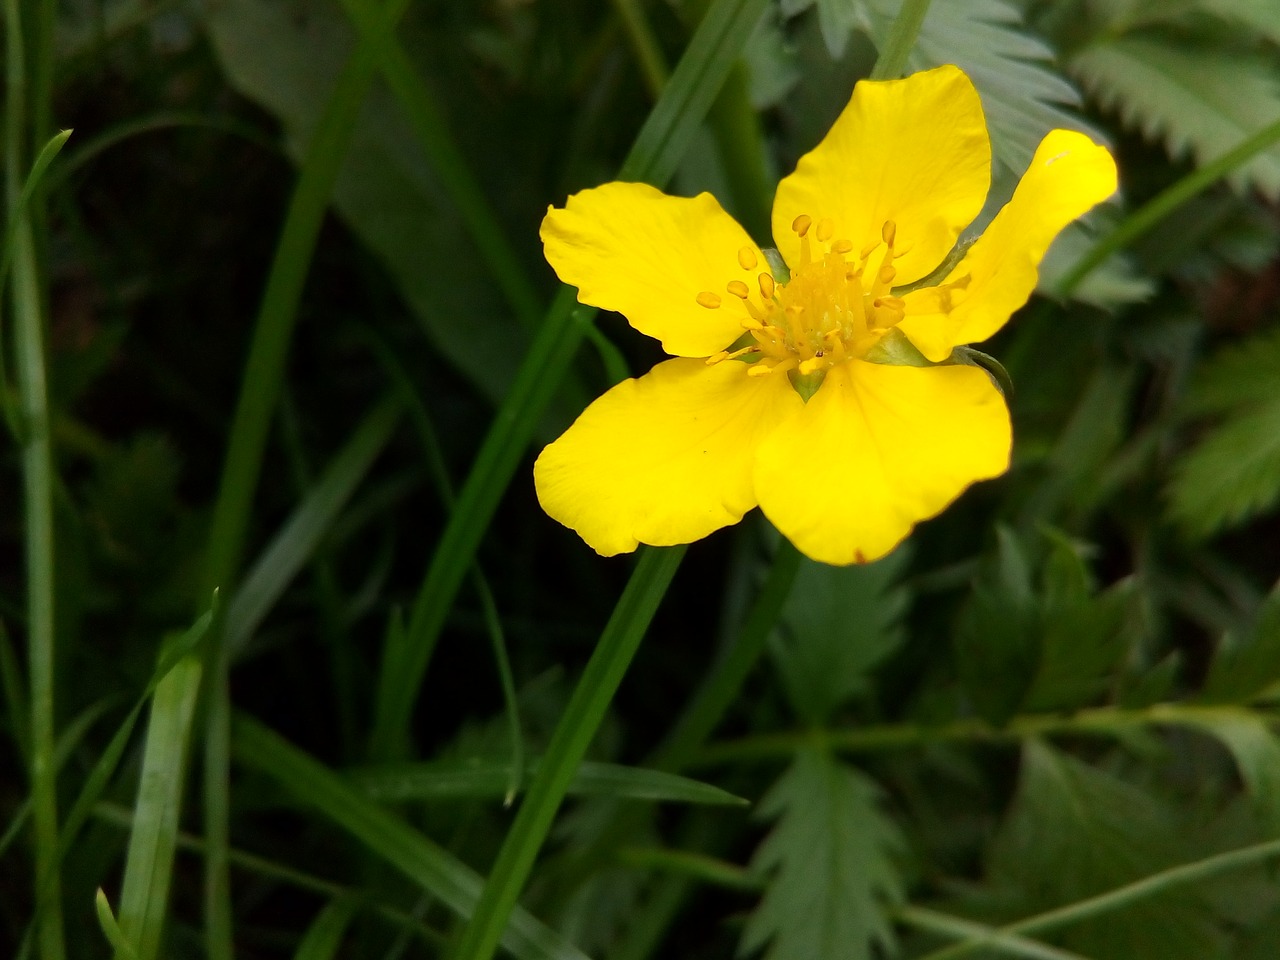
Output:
882,220,897,246
758,273,775,300
859,238,881,260
792,214,812,237
798,356,825,375
816,218,834,243
831,239,853,255
726,280,750,299
738,246,758,270
696,291,722,309
878,265,897,285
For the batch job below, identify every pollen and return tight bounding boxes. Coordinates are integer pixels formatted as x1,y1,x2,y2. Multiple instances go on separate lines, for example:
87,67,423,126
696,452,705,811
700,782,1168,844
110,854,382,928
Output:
791,214,812,237
726,280,750,299
696,291,721,309
737,246,758,270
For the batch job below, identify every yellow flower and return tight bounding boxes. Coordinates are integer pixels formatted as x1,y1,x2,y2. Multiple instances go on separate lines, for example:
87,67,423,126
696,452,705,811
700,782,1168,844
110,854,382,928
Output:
534,65,1116,565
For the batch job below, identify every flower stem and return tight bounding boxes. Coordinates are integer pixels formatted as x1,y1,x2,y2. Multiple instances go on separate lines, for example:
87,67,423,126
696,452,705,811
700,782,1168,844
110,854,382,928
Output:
449,545,687,960
868,0,935,80
915,835,1280,960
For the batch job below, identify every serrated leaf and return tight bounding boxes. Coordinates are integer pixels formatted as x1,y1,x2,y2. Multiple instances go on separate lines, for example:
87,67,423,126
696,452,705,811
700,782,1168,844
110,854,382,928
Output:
854,0,1102,176
954,527,1041,726
1184,325,1280,416
1199,0,1280,46
1024,579,1134,712
769,551,909,723
987,740,1226,960
742,750,904,960
1203,588,1280,704
1185,712,1280,836
1071,36,1280,199
1167,397,1280,537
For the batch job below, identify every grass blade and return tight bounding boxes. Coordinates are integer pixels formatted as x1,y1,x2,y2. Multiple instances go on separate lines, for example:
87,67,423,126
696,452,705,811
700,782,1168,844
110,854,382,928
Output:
293,898,358,960
348,758,747,806
370,0,773,762
225,394,401,657
231,714,592,960
450,545,687,960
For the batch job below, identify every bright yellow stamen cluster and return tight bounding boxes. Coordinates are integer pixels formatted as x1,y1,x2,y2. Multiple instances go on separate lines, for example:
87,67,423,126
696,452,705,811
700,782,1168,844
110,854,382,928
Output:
698,218,930,381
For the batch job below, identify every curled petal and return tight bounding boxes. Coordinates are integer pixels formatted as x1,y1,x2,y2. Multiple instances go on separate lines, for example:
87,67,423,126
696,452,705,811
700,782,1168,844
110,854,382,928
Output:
899,129,1118,361
541,182,767,358
771,65,990,286
535,358,802,555
755,361,1011,565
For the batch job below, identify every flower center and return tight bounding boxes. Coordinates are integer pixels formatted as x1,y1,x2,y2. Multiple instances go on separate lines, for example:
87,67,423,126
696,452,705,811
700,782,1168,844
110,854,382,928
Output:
698,216,910,383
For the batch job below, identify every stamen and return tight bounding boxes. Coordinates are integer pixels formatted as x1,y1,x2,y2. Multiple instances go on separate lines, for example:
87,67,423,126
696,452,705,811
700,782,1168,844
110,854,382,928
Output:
816,218,834,243
758,273,775,300
831,239,853,255
792,214,812,237
881,220,897,246
706,344,758,365
878,265,897,285
737,246,758,270
798,356,826,375
696,291,722,309
859,238,881,260
726,280,750,299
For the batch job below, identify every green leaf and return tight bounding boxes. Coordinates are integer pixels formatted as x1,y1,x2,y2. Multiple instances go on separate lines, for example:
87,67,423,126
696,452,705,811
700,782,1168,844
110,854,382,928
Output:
954,527,1041,726
986,740,1226,960
347,758,747,806
1168,395,1280,537
1071,36,1280,199
1203,587,1280,704
742,750,904,960
1183,325,1280,416
231,715,590,960
202,0,523,405
854,0,1103,175
95,889,139,960
1185,713,1280,836
293,898,358,960
769,551,909,724
1199,0,1280,45
1022,535,1135,713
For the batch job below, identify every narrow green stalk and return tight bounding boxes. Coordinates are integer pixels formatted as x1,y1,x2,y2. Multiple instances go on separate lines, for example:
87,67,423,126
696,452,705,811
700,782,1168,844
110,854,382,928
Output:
898,907,1090,960
450,545,687,960
915,836,1280,960
696,701,1279,765
112,1,412,956
611,0,670,99
1055,115,1280,297
6,0,64,951
868,0,935,80
369,0,773,762
200,1,411,952
334,0,542,328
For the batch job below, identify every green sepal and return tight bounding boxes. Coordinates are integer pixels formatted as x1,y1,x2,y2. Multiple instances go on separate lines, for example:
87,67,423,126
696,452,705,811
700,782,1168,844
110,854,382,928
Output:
788,369,825,402
861,327,935,367
952,346,1015,398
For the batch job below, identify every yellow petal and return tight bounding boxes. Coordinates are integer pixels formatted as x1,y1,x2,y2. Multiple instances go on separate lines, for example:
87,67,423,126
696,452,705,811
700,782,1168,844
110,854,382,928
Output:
754,361,1010,565
898,129,1117,360
771,65,990,286
541,182,767,358
535,358,803,556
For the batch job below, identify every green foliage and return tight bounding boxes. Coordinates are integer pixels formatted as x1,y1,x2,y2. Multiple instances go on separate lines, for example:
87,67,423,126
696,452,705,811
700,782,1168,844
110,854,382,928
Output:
9,0,1280,957
769,551,908,724
1071,36,1280,199
985,740,1227,959
1169,326,1280,536
742,749,904,960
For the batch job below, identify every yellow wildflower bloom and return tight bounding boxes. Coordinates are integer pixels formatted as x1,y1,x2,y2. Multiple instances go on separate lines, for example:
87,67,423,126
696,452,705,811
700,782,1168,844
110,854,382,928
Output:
534,65,1116,565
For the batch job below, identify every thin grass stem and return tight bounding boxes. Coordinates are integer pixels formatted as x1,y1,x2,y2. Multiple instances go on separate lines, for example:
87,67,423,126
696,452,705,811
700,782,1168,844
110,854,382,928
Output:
450,544,687,960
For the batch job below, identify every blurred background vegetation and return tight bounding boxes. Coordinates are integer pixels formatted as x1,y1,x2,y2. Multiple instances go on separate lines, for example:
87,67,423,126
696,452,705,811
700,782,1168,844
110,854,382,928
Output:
5,0,1280,957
